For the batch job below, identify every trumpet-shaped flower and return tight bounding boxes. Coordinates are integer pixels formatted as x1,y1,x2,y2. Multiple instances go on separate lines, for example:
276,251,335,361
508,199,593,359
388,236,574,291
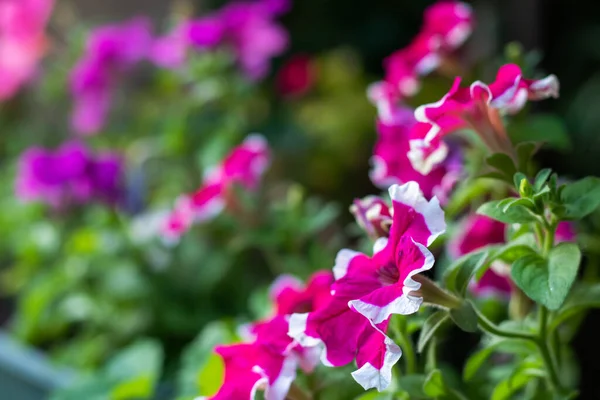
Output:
449,214,576,297
369,104,462,203
161,134,270,241
408,64,560,174
70,17,152,135
204,271,333,400
16,142,122,208
151,0,289,79
0,0,53,100
289,182,445,390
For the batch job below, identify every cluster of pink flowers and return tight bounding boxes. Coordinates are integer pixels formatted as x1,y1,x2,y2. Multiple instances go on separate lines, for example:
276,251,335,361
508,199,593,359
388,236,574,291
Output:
449,214,576,297
200,272,333,400
366,1,472,201
161,134,270,242
151,0,289,79
369,0,473,109
0,0,54,100
16,141,123,208
407,63,560,174
70,17,153,135
369,102,462,203
203,181,446,396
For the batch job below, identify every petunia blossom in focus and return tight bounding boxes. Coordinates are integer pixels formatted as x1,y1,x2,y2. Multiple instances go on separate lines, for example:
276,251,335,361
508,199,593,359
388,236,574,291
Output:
0,0,54,100
161,134,270,242
369,103,462,203
289,182,445,390
16,142,123,208
70,17,152,135
408,63,560,174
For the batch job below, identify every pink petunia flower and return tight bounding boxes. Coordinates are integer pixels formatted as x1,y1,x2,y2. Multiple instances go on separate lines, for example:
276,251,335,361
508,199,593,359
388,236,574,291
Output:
408,63,559,174
70,17,152,135
368,1,473,106
151,0,289,80
161,134,270,242
289,182,445,390
369,103,462,203
16,141,123,208
449,214,576,297
0,0,53,100
202,271,333,400
350,195,393,240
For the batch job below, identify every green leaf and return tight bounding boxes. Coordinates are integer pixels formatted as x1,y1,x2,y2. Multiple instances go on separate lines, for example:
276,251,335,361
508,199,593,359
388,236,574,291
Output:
449,301,478,333
508,114,571,151
550,283,600,332
513,172,528,191
560,177,600,219
491,360,545,400
107,340,163,400
477,199,538,224
418,311,449,353
511,243,582,310
463,339,536,381
486,153,517,182
516,142,538,173
533,169,552,192
446,251,489,296
398,374,427,398
177,322,235,397
423,369,447,397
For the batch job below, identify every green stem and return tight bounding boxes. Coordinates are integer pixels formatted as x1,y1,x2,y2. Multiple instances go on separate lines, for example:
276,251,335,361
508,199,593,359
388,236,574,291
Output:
473,305,536,341
397,331,417,375
542,222,556,257
536,307,562,392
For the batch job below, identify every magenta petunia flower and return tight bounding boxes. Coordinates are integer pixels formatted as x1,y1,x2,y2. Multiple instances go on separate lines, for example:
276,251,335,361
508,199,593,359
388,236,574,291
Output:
369,1,473,105
201,271,333,400
369,103,462,203
449,214,576,298
408,63,559,174
70,17,152,135
289,182,445,390
161,134,270,241
276,54,315,98
350,195,393,240
0,0,53,100
16,142,122,208
151,0,288,79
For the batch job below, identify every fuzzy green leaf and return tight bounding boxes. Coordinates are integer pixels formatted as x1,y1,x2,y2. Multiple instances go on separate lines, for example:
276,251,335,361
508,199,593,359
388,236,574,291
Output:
417,311,449,353
511,243,581,310
560,177,600,219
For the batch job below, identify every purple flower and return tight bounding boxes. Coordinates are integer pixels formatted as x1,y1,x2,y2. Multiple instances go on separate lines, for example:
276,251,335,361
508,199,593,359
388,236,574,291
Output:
151,0,289,79
70,17,152,135
16,142,123,208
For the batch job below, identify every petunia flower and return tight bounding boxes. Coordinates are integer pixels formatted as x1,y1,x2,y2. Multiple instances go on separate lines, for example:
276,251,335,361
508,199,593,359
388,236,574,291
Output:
151,0,288,80
408,63,559,174
449,214,576,297
368,1,473,105
350,195,393,240
289,182,445,390
16,141,123,208
0,0,54,100
202,271,333,400
161,134,270,242
369,103,463,203
70,17,152,135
